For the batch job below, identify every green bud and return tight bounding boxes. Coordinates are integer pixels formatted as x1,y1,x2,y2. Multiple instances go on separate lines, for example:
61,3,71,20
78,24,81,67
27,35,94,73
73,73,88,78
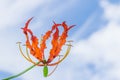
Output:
43,65,48,77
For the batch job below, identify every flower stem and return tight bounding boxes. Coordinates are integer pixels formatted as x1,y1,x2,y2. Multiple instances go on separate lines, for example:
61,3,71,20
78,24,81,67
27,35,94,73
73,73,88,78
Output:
2,62,40,80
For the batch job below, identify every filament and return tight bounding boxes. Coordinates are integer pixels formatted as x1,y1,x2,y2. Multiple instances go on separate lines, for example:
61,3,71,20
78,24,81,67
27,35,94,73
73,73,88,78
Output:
47,55,61,77
17,42,31,62
48,43,72,66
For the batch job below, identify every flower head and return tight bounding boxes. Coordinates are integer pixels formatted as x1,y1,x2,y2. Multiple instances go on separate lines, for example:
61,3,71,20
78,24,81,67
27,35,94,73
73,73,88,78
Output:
18,18,74,77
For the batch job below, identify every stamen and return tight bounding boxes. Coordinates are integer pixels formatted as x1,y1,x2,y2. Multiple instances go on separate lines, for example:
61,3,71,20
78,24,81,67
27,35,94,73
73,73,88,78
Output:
48,43,72,66
66,44,73,47
39,34,43,44
17,42,44,66
25,46,35,62
47,55,61,77
16,42,21,44
17,42,31,62
25,45,45,66
67,40,73,42
22,44,36,63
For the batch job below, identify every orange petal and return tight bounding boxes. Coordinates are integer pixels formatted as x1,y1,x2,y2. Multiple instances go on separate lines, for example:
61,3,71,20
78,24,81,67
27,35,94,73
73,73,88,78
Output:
21,17,33,35
22,18,44,61
40,30,52,50
47,22,74,63
48,27,59,62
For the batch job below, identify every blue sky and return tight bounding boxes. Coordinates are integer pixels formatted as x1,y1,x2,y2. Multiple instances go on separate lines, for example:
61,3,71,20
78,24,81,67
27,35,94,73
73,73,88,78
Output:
0,0,120,80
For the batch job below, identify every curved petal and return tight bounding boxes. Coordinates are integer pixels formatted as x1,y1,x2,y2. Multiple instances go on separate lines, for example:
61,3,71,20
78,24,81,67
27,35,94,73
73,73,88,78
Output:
47,22,74,63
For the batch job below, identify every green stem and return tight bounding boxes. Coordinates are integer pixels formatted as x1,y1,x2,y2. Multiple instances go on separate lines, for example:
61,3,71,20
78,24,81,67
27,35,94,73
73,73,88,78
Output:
2,62,40,80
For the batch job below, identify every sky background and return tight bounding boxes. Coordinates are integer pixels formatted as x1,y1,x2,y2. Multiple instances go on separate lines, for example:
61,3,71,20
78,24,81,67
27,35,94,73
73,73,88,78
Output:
0,0,120,80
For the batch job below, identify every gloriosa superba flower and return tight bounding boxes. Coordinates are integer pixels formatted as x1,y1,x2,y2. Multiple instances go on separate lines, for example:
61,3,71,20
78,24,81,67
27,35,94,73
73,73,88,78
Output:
18,17,75,77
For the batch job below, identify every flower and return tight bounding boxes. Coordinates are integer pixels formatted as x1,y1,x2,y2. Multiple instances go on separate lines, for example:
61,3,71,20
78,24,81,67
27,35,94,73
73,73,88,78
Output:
18,18,74,77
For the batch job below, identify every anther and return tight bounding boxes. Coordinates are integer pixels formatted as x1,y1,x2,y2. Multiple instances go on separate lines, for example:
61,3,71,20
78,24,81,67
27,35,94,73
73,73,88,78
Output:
16,42,21,44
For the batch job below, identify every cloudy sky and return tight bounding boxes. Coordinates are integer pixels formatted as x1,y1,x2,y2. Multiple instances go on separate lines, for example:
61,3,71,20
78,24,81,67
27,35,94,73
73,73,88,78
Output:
0,0,120,80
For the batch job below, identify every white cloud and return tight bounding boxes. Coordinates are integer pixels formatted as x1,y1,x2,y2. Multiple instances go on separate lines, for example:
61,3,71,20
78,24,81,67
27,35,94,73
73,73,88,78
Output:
0,0,77,30
38,0,77,18
0,0,46,30
101,0,120,22
71,11,99,41
69,0,120,80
